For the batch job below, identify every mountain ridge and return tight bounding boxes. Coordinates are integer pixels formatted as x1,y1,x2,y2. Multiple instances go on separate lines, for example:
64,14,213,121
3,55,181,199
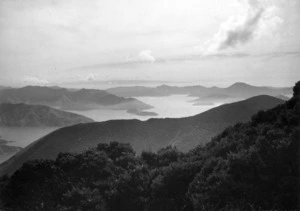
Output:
0,86,152,111
106,82,292,101
0,103,93,127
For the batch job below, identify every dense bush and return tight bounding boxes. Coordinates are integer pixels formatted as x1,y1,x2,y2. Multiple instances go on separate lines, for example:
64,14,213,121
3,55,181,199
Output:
0,81,299,211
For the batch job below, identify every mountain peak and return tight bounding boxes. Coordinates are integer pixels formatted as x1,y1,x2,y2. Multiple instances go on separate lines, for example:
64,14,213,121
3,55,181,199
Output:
242,95,284,103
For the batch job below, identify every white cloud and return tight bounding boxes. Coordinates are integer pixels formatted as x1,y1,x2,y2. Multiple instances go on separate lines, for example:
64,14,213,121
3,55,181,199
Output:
202,0,283,54
23,76,49,85
256,6,283,38
85,73,97,81
138,50,156,63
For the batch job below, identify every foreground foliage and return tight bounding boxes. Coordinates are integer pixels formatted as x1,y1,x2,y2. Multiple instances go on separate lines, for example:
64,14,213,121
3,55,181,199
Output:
0,82,299,211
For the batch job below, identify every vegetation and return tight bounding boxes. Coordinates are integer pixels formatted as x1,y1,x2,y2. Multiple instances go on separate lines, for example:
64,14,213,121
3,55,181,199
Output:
0,81,299,211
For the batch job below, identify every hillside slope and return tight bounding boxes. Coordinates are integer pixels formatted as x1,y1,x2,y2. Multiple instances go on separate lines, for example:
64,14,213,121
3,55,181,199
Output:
0,103,93,127
0,95,283,176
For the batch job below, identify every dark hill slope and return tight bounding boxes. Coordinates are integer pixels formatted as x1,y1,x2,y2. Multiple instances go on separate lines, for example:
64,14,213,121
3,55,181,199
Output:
187,83,300,210
172,95,284,150
0,103,93,127
0,95,283,175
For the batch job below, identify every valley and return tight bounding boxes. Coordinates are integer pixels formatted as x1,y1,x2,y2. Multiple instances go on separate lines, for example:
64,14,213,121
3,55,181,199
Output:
0,95,284,176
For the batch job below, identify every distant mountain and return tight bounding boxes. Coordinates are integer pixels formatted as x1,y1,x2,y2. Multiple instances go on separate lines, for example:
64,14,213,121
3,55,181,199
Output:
107,83,292,102
106,85,206,97
0,95,284,175
0,86,152,111
223,82,291,98
0,103,93,127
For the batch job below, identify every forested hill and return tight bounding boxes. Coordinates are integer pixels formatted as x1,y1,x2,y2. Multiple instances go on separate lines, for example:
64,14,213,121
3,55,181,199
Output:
0,81,298,210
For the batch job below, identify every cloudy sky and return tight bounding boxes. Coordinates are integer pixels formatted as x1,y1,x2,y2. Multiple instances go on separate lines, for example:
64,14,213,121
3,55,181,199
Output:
0,0,299,87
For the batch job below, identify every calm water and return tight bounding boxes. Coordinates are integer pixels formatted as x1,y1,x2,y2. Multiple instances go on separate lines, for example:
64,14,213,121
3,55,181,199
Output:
135,95,223,119
69,95,223,122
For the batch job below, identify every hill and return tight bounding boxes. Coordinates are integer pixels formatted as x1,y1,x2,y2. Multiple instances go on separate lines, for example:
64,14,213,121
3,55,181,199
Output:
0,103,93,127
0,95,283,176
0,86,152,111
0,82,298,211
107,82,291,103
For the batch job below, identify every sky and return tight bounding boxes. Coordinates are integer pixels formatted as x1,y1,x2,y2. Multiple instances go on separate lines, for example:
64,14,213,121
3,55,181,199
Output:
0,0,299,88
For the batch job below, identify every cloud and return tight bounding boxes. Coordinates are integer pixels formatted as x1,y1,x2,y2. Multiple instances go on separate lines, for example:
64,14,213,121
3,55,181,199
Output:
219,8,264,50
85,73,97,81
256,6,283,38
23,76,49,85
204,0,283,53
138,50,156,63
